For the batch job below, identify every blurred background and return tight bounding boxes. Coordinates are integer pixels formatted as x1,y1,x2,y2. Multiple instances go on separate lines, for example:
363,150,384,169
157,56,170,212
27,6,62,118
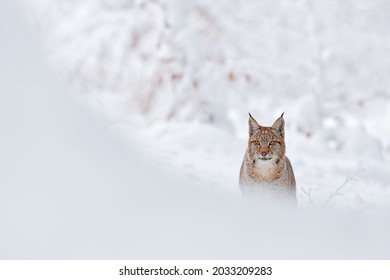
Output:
1,0,390,259
25,0,390,208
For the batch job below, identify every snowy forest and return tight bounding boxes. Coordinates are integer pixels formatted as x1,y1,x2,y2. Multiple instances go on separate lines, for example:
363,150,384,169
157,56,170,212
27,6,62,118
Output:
1,0,390,259
27,0,390,209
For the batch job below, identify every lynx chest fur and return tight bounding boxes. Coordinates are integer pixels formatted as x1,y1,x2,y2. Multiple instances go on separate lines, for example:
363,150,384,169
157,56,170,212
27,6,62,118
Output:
239,113,296,199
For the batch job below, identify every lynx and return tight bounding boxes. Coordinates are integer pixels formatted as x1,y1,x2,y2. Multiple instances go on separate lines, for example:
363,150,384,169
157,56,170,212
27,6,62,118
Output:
239,113,296,201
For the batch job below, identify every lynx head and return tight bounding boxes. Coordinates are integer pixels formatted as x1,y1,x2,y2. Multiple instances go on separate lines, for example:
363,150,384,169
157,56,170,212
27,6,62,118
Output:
247,113,286,164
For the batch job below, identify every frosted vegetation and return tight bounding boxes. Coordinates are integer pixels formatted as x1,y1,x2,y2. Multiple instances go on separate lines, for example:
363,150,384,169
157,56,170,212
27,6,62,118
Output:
1,0,389,258
28,0,390,210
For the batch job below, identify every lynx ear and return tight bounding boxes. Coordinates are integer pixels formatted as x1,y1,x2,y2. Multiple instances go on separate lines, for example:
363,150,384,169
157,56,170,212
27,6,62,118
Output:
248,113,260,136
272,113,285,137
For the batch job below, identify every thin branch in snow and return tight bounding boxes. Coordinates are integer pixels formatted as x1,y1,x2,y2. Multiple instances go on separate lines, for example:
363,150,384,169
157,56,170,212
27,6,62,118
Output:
301,186,315,207
323,168,364,205
301,168,364,209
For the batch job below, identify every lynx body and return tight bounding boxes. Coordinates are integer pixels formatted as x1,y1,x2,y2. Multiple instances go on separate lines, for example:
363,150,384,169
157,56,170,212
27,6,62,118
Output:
239,113,296,201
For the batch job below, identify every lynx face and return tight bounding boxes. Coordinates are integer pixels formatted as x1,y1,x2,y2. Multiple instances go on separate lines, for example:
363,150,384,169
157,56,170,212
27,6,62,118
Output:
247,114,286,165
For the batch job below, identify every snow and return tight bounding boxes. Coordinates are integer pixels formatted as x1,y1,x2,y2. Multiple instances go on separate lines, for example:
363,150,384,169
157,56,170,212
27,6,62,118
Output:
1,0,390,259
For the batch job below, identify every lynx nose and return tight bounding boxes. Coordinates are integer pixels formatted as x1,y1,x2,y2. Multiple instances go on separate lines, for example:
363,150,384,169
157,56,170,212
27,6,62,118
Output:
260,151,268,157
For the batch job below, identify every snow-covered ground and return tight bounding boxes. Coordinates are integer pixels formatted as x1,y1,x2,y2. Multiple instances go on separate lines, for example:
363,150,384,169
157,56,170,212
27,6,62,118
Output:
1,1,390,259
113,115,390,211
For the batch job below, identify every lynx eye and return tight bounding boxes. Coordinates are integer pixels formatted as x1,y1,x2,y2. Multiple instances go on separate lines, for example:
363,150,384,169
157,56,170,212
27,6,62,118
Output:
252,141,260,145
269,141,277,146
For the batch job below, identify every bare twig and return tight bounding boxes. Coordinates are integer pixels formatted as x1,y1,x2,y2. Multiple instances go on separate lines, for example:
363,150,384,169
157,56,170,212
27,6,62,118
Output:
323,168,364,205
300,168,364,209
301,186,315,207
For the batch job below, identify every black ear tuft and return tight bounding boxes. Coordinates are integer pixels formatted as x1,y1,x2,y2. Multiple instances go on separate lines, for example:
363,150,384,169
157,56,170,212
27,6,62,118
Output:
272,115,285,137
281,112,284,118
248,113,260,136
